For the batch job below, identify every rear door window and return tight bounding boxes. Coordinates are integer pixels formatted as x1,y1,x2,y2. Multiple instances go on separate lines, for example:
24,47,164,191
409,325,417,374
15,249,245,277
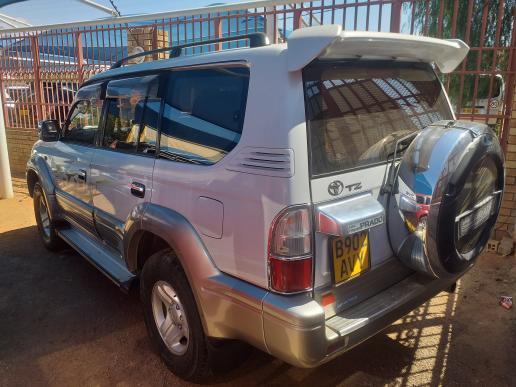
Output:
303,61,453,177
160,66,249,165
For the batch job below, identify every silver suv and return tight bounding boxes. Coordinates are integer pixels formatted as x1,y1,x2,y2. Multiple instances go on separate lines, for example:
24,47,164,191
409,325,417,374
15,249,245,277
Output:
27,25,504,381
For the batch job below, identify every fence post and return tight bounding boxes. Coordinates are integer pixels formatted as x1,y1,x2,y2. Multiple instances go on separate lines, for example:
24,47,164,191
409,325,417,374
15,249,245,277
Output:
390,0,402,33
152,26,159,60
29,35,44,122
293,8,303,30
214,16,222,51
75,32,84,85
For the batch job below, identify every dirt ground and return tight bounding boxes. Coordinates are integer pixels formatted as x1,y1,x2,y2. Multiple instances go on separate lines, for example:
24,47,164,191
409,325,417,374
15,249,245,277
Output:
0,193,515,387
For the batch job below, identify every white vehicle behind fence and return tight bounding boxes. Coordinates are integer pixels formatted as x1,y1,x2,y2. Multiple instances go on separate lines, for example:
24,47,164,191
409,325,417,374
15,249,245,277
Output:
455,74,505,134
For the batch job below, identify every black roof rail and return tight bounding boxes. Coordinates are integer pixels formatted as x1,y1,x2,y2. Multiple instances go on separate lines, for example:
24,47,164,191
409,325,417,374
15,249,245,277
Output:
111,32,269,69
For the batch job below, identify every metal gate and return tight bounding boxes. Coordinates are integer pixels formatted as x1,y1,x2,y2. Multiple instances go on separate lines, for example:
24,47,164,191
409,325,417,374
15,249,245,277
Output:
0,0,515,147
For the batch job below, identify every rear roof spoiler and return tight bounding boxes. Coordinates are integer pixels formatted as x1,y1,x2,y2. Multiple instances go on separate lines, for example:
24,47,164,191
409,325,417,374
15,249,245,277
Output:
287,25,469,73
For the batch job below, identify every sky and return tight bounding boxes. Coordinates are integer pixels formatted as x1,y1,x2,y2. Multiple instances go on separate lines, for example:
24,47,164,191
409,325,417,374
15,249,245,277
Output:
0,0,249,27
0,0,394,36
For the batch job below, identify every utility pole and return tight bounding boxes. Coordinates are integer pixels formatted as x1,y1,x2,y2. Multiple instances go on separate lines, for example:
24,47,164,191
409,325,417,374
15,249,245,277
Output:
0,88,13,199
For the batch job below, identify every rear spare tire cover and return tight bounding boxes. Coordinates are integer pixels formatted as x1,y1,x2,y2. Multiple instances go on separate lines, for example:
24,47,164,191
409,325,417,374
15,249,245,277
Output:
387,120,504,278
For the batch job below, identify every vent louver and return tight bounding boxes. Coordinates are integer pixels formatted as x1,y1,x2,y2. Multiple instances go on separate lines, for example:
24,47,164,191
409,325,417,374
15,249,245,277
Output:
227,147,294,177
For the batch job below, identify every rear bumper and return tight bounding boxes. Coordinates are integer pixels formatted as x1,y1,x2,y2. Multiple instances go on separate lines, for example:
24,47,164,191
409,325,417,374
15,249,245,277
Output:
199,272,459,368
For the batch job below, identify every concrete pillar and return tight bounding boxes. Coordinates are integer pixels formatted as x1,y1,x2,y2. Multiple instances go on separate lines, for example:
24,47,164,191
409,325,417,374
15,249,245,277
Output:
0,89,13,199
265,6,277,43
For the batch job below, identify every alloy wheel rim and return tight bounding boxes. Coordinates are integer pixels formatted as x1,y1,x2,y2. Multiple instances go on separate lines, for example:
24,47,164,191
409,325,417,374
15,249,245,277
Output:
151,280,189,356
39,196,51,238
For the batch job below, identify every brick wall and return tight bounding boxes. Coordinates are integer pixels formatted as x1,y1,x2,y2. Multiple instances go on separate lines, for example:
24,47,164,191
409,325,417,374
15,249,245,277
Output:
5,127,38,175
127,27,169,63
494,91,516,239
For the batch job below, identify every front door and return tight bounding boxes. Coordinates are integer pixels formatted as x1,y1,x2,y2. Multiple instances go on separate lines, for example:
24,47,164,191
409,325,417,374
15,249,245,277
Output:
91,75,160,253
52,83,103,234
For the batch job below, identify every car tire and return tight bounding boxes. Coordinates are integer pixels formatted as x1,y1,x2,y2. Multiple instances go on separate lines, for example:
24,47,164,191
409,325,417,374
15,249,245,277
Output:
140,249,212,382
33,182,63,251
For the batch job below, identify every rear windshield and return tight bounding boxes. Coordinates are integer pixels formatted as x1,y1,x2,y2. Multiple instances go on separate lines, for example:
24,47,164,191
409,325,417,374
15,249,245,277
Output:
303,61,453,177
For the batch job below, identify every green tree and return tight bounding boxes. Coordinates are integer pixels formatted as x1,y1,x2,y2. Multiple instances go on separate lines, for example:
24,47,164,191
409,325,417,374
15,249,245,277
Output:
406,0,516,107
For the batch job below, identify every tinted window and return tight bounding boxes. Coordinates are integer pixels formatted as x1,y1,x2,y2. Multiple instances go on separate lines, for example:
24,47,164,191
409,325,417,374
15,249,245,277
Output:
303,61,453,177
61,83,102,145
160,67,249,165
137,98,161,155
102,75,159,152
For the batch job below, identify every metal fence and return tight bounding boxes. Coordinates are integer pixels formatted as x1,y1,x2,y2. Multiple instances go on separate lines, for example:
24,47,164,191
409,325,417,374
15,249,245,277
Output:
0,0,515,146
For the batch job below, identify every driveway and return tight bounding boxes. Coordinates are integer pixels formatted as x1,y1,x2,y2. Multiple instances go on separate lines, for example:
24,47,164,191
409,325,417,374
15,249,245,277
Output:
1,193,515,386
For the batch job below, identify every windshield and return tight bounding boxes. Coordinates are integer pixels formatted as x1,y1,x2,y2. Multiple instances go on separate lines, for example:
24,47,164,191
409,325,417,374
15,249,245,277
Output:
303,60,453,177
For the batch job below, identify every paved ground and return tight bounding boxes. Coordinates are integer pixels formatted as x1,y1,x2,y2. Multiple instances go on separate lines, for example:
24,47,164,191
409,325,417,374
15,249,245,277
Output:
1,193,515,387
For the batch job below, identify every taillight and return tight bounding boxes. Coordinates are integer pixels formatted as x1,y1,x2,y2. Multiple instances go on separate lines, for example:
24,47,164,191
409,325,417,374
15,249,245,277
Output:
268,206,313,293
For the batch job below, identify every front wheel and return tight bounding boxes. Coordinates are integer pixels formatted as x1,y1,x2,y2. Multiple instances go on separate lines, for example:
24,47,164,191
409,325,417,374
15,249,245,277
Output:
140,250,211,381
33,182,63,251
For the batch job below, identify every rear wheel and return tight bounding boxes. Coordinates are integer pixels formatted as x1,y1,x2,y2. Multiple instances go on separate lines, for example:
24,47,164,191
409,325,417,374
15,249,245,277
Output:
33,182,63,251
140,250,211,381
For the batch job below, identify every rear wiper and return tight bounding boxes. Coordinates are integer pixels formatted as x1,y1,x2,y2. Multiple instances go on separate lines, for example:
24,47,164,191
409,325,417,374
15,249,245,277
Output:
381,132,418,195
385,141,411,161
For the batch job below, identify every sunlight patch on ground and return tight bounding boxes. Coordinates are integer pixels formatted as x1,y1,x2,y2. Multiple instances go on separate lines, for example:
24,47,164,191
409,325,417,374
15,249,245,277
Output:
386,282,461,386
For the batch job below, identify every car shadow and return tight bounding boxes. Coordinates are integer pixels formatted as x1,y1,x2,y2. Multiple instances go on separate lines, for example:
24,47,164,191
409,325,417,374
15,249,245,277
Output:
0,225,143,384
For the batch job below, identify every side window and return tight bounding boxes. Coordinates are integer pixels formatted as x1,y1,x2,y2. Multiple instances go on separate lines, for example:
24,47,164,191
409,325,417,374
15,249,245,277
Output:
102,75,159,152
160,67,249,165
61,83,102,145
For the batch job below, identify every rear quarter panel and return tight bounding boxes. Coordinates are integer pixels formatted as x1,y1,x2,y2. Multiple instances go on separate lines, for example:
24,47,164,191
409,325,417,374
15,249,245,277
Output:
151,48,311,288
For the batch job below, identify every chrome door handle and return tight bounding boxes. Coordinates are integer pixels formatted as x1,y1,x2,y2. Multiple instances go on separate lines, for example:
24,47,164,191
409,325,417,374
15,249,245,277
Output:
130,181,145,198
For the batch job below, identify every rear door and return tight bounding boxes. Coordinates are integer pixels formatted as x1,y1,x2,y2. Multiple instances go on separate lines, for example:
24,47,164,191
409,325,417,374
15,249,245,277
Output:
52,82,103,234
90,75,160,253
302,60,454,316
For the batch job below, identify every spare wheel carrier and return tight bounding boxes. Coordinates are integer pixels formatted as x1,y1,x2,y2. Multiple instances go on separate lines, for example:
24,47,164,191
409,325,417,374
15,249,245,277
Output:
387,120,504,278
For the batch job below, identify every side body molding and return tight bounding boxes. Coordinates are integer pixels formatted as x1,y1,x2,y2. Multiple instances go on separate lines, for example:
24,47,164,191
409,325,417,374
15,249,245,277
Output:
26,154,63,222
123,203,269,352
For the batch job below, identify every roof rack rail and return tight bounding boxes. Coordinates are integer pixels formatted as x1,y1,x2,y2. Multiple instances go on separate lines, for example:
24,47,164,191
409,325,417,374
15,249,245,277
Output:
111,32,269,69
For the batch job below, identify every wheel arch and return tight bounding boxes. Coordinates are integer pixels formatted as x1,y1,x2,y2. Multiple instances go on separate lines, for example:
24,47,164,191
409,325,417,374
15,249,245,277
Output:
124,203,220,335
26,154,62,221
26,168,39,197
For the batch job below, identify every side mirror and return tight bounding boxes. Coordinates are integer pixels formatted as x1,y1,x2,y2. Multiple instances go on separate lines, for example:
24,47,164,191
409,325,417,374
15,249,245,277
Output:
39,119,60,142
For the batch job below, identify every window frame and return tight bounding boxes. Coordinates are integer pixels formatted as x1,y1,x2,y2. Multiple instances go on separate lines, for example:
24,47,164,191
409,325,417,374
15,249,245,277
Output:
157,62,250,166
72,60,249,161
302,59,454,179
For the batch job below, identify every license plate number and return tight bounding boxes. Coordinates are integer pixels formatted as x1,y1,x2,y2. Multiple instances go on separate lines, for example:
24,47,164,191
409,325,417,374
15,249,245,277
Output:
332,231,370,284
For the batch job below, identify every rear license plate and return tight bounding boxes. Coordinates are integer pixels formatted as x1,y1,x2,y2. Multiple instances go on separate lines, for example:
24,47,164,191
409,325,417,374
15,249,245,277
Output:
332,231,370,284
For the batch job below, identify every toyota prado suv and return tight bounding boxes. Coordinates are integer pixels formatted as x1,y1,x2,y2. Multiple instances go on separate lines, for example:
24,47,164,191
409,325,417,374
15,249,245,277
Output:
27,25,505,381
